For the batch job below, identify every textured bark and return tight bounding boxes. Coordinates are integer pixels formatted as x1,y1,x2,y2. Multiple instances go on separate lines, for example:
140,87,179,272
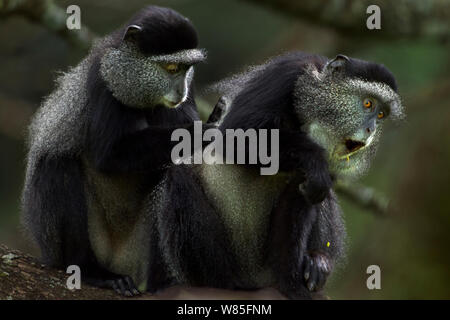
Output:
0,244,286,300
0,244,122,300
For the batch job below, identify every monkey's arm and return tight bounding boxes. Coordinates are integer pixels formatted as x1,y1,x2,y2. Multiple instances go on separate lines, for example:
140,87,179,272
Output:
23,155,140,296
267,181,343,299
91,125,186,173
92,123,217,173
86,97,207,173
277,128,333,204
303,193,345,292
266,177,318,299
225,126,332,204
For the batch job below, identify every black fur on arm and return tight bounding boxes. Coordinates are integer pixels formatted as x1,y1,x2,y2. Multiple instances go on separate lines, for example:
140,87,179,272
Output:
85,57,199,174
266,179,344,299
299,194,345,295
278,129,332,204
23,155,123,283
306,193,346,264
267,186,344,299
265,176,319,299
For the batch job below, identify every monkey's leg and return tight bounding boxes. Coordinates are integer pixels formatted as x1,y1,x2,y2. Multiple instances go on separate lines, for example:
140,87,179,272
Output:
23,156,90,267
23,155,139,296
156,166,241,289
266,177,319,300
145,223,175,294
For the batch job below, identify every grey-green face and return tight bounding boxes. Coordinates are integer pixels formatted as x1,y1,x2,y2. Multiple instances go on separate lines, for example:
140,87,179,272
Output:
295,60,404,179
100,43,206,109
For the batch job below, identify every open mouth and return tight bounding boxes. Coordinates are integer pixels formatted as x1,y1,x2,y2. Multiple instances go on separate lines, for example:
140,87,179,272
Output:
345,139,365,153
338,139,366,160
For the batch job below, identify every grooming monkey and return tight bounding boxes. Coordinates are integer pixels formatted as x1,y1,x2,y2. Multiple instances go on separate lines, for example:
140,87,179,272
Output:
152,52,404,299
22,6,206,296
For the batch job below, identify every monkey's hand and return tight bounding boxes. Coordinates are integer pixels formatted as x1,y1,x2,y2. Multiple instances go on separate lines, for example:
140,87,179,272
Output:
279,130,332,204
299,164,333,204
303,252,332,292
207,96,227,124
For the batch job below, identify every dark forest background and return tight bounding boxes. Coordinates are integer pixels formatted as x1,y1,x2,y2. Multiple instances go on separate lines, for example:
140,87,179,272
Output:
0,0,449,299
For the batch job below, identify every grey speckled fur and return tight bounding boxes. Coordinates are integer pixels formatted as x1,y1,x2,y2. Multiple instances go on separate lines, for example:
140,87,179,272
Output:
208,54,404,179
295,63,403,178
24,37,111,189
101,44,206,108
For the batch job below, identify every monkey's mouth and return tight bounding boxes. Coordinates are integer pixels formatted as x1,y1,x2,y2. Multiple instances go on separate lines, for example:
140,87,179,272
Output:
338,139,366,159
345,139,365,153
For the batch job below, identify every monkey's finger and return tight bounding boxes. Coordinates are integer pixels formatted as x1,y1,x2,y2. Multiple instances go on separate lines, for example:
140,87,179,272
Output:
124,276,140,296
315,271,327,291
207,96,227,124
303,256,312,282
111,280,122,295
116,278,132,297
315,264,327,291
307,260,319,292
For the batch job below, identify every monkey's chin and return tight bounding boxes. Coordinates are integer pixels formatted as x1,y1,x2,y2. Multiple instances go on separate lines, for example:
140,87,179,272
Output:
160,98,182,109
330,153,369,180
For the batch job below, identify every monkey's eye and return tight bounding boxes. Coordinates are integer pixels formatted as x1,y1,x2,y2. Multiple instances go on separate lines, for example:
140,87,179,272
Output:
377,111,385,119
363,98,373,109
163,63,179,74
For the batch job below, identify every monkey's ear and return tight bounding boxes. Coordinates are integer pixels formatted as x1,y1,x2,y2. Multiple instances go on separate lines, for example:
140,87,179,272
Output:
123,24,142,42
325,54,349,74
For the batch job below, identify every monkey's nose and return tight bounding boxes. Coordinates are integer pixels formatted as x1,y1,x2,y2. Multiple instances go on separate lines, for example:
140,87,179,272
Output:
365,120,377,137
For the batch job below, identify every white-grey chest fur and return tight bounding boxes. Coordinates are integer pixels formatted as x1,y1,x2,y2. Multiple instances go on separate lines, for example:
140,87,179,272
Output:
199,153,290,286
82,159,151,292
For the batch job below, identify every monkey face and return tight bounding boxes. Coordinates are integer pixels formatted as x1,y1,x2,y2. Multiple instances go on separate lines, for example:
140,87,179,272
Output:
295,64,404,179
99,44,205,109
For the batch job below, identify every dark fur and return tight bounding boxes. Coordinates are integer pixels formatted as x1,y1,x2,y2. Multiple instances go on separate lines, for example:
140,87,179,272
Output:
23,6,201,294
105,6,198,56
153,52,396,298
343,57,397,92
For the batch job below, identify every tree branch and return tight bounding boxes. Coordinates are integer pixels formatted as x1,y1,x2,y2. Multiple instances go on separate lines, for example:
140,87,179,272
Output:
244,0,450,41
0,0,95,49
335,179,389,216
0,244,287,299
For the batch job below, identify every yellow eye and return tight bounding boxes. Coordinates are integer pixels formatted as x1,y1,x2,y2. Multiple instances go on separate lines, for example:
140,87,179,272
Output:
363,99,373,109
377,111,384,119
164,63,179,74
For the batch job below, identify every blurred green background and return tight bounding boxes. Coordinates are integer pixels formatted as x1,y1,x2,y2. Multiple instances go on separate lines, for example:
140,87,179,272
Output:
0,0,449,299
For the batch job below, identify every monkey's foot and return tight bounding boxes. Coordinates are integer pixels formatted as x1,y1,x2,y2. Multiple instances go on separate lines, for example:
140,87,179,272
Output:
86,275,140,297
303,253,332,292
